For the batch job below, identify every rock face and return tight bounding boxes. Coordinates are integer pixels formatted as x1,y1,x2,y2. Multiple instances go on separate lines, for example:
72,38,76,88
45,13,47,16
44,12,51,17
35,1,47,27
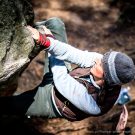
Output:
0,0,37,96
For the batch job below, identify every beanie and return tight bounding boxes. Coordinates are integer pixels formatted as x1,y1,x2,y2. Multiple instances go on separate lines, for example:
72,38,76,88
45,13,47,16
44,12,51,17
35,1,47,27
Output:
102,51,135,86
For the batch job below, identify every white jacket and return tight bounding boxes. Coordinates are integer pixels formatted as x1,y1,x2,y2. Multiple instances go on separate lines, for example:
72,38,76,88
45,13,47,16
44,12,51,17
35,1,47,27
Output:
48,38,103,115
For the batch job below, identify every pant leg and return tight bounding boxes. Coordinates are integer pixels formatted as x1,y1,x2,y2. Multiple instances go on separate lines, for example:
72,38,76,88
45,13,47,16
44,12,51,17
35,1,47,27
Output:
35,17,68,43
26,84,61,118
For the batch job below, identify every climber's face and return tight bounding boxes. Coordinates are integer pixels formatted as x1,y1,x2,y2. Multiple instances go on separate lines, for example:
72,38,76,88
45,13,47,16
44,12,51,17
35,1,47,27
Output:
91,58,103,78
90,58,104,86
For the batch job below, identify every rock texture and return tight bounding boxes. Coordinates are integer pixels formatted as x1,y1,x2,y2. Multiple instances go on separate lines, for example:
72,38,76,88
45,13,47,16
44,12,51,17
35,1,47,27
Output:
0,0,37,96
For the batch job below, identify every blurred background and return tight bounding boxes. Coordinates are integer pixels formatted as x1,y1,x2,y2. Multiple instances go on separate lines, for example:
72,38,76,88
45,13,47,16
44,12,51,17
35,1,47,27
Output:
1,0,135,135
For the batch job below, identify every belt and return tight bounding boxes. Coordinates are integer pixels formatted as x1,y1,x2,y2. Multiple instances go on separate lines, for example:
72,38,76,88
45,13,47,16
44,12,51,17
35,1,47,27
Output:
53,86,89,121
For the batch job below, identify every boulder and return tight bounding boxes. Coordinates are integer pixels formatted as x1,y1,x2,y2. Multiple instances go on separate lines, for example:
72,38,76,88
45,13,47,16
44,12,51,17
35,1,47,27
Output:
0,0,39,96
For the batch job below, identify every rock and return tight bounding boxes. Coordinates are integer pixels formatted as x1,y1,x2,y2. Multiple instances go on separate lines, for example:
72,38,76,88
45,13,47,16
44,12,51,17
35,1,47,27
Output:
0,0,40,96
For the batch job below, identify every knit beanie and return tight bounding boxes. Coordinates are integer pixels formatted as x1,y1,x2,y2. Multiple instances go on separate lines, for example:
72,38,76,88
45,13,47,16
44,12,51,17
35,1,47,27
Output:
102,51,135,86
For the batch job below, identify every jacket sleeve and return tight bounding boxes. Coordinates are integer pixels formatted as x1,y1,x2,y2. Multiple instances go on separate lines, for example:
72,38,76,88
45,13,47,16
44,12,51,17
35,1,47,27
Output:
49,55,101,115
48,38,103,67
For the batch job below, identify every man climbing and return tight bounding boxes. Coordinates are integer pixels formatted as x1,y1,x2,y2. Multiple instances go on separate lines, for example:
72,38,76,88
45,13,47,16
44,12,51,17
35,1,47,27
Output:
0,17,135,131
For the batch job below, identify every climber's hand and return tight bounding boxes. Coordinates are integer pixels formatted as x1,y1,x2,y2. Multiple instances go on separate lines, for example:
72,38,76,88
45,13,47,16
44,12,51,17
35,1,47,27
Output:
41,25,53,35
27,26,40,41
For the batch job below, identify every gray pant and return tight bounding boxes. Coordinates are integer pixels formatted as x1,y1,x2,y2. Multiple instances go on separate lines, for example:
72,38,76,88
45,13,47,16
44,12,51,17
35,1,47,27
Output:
26,17,71,118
